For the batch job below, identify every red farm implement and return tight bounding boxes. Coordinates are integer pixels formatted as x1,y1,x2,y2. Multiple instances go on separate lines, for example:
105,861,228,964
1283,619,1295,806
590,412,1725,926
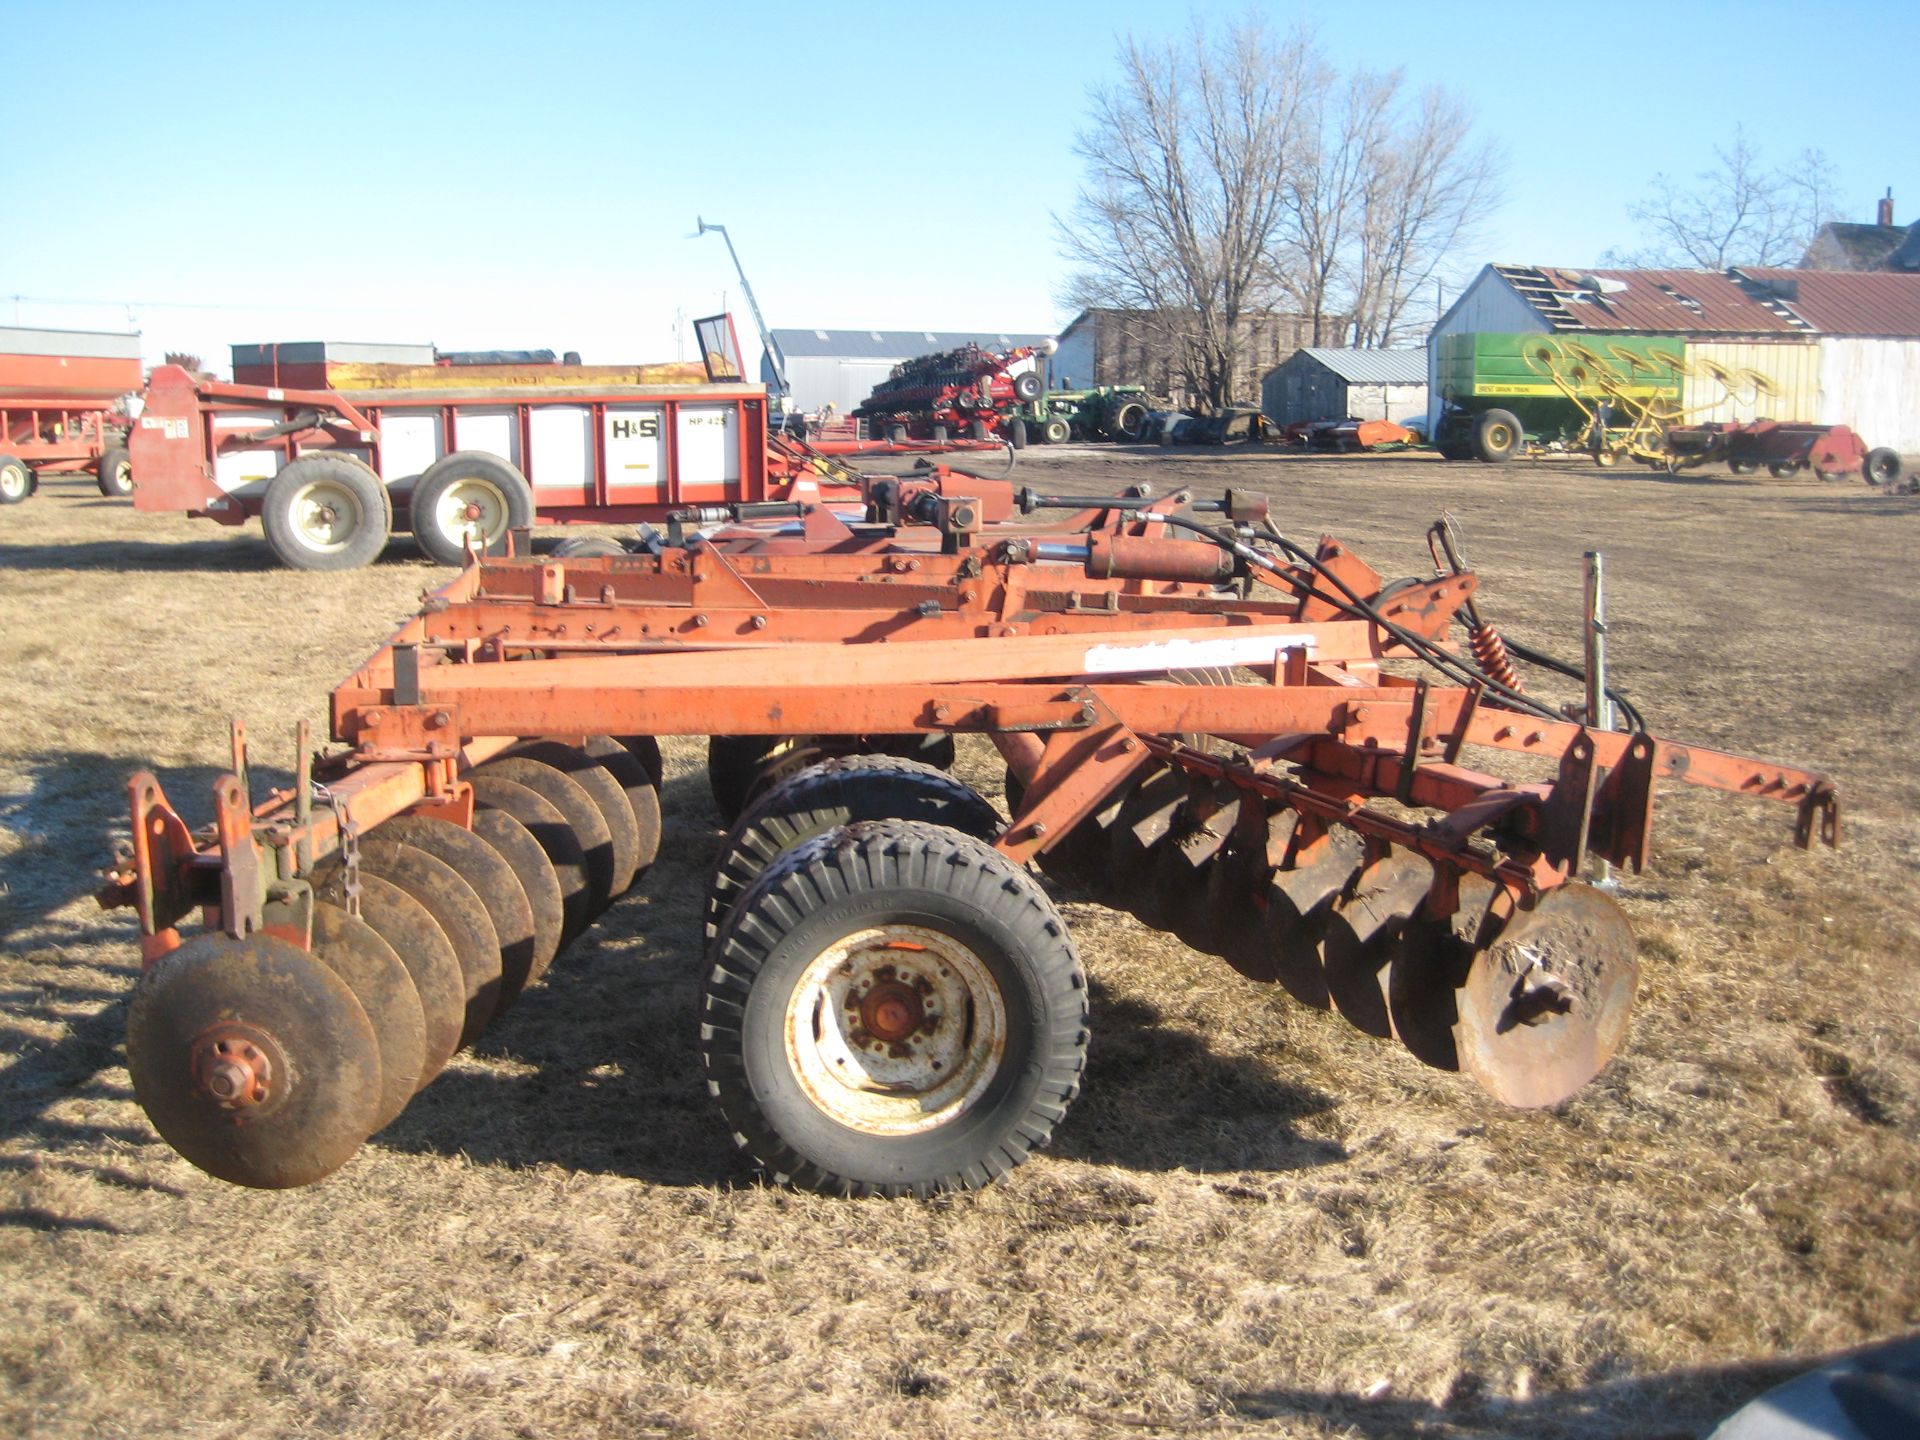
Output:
100,473,1838,1195
854,339,1057,446
0,326,144,504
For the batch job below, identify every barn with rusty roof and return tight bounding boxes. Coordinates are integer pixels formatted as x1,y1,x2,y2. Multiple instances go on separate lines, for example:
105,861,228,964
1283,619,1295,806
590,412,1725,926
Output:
1429,264,1920,453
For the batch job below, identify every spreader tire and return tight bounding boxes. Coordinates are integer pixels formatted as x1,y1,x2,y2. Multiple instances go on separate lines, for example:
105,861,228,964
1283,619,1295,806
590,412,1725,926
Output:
0,455,31,504
261,454,390,571
1471,409,1523,463
705,755,1003,943
96,446,134,497
701,820,1087,1197
1864,447,1903,486
410,450,534,566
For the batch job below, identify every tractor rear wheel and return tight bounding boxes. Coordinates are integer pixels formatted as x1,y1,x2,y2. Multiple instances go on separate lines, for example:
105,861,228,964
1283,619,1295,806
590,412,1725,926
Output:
261,454,390,570
701,820,1087,1197
1471,409,1523,463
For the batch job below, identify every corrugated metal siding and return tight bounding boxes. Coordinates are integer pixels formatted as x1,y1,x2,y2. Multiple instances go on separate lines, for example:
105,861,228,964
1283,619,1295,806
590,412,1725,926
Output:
1427,270,1548,428
1818,339,1920,452
0,326,143,360
1680,342,1820,425
1297,347,1428,384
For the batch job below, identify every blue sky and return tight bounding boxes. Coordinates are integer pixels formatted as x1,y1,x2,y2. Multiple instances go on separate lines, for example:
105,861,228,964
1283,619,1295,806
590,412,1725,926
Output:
5,0,1913,372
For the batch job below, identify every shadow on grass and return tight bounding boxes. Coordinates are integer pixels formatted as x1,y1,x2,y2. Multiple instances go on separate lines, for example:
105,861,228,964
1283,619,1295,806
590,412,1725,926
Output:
0,535,436,574
1228,1334,1920,1440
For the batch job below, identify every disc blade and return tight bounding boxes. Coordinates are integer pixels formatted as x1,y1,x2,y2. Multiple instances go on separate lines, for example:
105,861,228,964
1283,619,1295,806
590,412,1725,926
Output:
475,757,616,917
470,774,590,947
1321,852,1432,1039
470,806,564,986
1384,874,1496,1072
381,814,539,1020
584,734,662,873
127,933,380,1189
313,871,463,1084
509,742,641,899
1456,882,1640,1108
356,837,502,1051
1264,829,1364,1009
612,734,664,789
1100,765,1186,923
311,902,426,1131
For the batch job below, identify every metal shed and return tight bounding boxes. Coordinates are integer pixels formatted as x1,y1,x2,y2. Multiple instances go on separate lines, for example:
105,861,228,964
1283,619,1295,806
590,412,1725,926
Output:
766,328,1052,415
1261,347,1428,427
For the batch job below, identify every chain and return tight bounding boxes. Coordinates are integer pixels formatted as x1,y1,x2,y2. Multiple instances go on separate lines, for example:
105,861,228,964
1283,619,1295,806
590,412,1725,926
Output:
311,781,362,918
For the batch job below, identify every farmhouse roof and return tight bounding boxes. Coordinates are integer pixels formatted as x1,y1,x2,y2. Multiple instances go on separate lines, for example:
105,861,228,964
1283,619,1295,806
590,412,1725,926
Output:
1293,347,1428,384
1802,221,1908,270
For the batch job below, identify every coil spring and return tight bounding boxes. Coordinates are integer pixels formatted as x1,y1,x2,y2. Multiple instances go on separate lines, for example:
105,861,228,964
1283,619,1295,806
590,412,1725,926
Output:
1469,622,1522,692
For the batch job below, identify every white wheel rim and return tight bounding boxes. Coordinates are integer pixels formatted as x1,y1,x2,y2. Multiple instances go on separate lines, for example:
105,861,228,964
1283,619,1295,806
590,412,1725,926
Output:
784,924,1006,1136
433,479,509,551
288,478,364,552
0,466,26,499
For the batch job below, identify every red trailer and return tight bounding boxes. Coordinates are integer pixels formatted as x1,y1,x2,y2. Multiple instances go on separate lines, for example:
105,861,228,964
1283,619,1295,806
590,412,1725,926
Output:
128,322,880,570
0,326,143,503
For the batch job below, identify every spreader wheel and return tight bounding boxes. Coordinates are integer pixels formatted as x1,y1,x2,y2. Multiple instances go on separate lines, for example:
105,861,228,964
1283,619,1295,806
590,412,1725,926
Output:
1262,828,1364,1007
311,902,427,1131
469,806,565,986
0,454,34,504
261,454,390,571
349,839,503,1051
96,446,134,497
470,775,591,947
701,821,1087,1197
410,450,535,566
705,755,1002,944
1454,882,1639,1108
474,757,617,917
311,871,465,1084
582,735,663,871
127,934,382,1189
380,814,540,1019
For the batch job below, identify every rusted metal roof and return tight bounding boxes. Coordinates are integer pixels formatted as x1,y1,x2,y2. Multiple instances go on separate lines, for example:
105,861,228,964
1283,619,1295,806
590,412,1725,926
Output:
1497,266,1806,335
1734,268,1920,337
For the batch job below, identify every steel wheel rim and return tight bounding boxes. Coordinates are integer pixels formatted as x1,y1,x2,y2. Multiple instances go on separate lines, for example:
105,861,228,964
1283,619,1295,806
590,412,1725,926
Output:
0,465,27,499
288,477,366,553
784,924,1005,1136
434,479,509,550
1488,422,1514,450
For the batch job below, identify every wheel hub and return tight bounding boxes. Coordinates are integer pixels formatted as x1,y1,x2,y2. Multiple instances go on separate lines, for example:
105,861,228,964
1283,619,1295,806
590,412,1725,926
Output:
849,969,935,1049
189,1022,280,1112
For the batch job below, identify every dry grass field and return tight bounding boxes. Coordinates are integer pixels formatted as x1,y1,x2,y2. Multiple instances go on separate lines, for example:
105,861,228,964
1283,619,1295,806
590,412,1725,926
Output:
1,449,1916,1439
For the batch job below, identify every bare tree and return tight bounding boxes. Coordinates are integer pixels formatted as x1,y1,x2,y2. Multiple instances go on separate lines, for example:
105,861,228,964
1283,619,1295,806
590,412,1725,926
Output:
1058,19,1313,410
1613,128,1841,268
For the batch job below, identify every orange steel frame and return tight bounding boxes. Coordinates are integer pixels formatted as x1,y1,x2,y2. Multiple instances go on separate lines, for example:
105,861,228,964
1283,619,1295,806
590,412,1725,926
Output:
105,497,1839,968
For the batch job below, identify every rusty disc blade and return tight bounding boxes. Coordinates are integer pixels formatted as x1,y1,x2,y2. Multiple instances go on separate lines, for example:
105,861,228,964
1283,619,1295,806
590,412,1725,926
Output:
310,902,425,1132
380,814,540,1021
1456,882,1640,1108
355,837,502,1051
584,734,662,873
1212,809,1291,983
1156,784,1240,955
612,733,664,790
470,774,590,948
1321,851,1433,1040
509,742,641,899
1384,874,1497,1072
1005,762,1120,892
126,933,381,1189
1263,829,1364,1009
469,806,564,987
313,870,464,1084
1100,765,1186,924
475,757,616,917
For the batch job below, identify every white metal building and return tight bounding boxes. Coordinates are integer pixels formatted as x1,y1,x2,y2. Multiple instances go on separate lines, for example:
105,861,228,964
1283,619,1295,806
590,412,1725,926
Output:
1428,264,1920,452
765,329,1052,415
1260,347,1428,427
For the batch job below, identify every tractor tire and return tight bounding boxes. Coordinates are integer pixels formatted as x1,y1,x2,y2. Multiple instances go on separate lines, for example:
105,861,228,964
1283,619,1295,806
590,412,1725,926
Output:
1471,409,1523,463
1109,400,1148,442
96,446,134,498
0,454,33,504
410,451,534,566
1012,372,1044,403
968,420,988,441
706,733,958,827
931,424,948,444
700,820,1087,1197
705,755,1003,944
1864,447,1903,486
1038,417,1070,445
550,536,629,558
261,454,390,571
1007,418,1028,450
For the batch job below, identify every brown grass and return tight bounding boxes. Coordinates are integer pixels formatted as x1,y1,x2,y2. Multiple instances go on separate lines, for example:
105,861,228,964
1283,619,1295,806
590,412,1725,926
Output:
1,455,1915,1439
